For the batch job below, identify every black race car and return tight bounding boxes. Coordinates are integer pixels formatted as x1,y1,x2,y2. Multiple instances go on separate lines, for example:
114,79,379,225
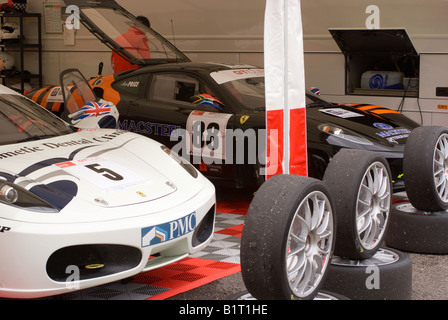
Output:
27,0,419,191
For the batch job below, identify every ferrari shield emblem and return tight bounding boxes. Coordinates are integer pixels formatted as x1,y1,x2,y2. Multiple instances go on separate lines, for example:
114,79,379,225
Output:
240,116,249,124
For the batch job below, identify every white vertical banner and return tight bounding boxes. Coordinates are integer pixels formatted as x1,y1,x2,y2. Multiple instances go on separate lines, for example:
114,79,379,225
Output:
264,0,307,178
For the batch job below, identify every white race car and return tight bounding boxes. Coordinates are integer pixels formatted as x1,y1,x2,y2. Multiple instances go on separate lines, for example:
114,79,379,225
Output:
0,83,216,299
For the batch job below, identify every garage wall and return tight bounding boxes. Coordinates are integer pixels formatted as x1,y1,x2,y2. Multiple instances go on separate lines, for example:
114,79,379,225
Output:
26,1,448,124
300,0,448,125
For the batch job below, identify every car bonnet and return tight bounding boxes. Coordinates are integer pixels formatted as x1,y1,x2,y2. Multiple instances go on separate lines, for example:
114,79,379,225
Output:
307,102,419,148
0,130,189,211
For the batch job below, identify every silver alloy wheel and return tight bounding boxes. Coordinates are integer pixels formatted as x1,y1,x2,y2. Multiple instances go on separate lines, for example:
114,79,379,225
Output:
232,291,344,300
241,175,335,300
331,248,399,267
356,162,391,251
314,292,341,300
286,190,334,298
433,133,448,203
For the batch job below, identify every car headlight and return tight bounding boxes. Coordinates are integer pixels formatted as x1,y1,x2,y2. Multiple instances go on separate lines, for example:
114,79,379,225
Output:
318,123,374,146
161,146,198,178
0,180,58,213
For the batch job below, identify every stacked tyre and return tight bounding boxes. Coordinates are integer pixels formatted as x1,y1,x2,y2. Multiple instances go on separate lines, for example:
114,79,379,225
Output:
386,126,448,254
321,149,412,300
240,126,448,300
240,174,336,300
239,148,413,300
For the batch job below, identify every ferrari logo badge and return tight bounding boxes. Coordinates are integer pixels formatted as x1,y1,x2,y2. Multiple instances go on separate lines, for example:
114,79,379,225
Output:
137,191,146,197
240,116,249,124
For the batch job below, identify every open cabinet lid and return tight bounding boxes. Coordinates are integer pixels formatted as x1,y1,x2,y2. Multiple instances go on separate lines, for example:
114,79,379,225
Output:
329,29,418,57
63,0,190,67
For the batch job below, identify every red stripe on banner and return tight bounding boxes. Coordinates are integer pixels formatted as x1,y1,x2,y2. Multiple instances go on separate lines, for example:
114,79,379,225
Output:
289,107,308,176
266,109,284,179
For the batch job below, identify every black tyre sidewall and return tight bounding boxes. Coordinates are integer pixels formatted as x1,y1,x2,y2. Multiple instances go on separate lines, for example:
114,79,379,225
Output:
227,290,350,300
323,149,392,260
322,247,412,300
404,126,448,211
386,202,448,254
240,174,335,300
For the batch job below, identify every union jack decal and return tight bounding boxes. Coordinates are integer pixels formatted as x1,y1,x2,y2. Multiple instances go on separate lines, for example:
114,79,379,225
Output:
69,101,111,122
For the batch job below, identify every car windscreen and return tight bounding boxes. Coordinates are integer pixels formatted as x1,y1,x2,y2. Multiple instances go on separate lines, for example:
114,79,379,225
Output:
0,94,73,145
60,69,97,114
211,69,265,110
212,69,332,110
80,7,189,65
220,77,265,110
306,92,335,107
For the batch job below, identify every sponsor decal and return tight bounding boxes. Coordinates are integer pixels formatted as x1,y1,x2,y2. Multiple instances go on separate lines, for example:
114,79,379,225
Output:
373,123,394,130
210,68,264,85
375,128,411,138
141,212,196,247
320,108,364,119
118,119,181,137
375,128,411,143
386,135,410,143
47,86,64,103
0,226,11,233
120,80,140,88
0,131,127,160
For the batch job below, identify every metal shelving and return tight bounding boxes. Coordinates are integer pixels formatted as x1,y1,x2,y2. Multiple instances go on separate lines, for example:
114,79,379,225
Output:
0,12,42,93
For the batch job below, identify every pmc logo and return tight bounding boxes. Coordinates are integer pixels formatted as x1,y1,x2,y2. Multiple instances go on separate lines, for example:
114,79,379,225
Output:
141,212,196,247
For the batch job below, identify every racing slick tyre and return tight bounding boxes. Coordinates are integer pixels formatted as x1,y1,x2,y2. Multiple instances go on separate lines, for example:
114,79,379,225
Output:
227,290,349,300
403,126,448,212
323,149,392,260
322,247,412,300
385,202,448,254
240,174,335,300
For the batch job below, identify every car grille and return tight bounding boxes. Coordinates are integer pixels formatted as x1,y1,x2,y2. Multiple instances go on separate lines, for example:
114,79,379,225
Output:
192,204,216,247
46,244,142,282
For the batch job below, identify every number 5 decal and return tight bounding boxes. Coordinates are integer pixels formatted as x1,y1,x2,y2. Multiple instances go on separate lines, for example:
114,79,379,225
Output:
85,163,124,181
55,157,147,192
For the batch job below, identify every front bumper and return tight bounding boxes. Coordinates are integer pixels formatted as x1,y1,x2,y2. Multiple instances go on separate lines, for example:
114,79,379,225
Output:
0,187,215,299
